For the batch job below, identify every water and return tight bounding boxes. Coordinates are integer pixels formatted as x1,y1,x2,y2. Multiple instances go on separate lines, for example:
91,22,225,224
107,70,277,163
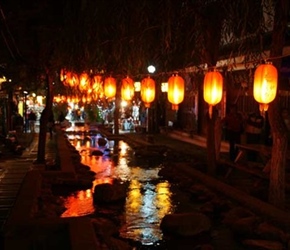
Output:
59,127,249,249
61,131,175,245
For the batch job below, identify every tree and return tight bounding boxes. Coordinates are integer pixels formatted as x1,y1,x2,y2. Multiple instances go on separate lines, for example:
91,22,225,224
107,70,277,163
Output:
1,0,290,208
267,0,289,208
0,0,66,163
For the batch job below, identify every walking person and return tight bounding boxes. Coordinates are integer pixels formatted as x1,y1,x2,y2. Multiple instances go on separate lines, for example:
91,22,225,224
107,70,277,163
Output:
28,110,37,133
47,111,55,139
222,104,244,161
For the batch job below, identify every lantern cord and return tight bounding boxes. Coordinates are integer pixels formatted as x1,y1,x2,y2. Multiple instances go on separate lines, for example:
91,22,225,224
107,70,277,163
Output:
128,52,290,79
60,52,290,81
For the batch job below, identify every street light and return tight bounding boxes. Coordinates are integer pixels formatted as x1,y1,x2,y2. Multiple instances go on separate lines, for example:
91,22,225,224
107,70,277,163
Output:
147,65,156,74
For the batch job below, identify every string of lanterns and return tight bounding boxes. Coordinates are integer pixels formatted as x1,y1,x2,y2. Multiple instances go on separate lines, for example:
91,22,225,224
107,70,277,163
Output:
58,60,278,115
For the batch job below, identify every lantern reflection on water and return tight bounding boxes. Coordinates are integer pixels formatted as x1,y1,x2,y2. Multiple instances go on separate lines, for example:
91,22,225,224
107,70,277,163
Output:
61,132,174,245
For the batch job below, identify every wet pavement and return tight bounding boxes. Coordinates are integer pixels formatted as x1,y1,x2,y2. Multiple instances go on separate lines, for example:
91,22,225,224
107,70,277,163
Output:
0,131,56,235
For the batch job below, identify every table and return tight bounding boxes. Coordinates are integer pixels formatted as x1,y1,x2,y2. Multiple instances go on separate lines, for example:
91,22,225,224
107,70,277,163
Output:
222,143,290,190
235,143,272,169
223,143,272,180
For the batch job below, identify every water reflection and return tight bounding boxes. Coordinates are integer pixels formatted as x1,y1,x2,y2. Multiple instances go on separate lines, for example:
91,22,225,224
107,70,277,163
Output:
61,133,175,245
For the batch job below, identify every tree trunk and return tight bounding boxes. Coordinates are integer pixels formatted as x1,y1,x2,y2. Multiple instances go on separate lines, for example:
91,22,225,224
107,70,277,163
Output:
36,72,54,164
114,81,121,135
267,0,289,208
206,110,216,175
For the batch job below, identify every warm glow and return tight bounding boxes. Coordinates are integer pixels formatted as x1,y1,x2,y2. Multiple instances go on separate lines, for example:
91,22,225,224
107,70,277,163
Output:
121,100,128,107
155,182,172,218
92,75,102,90
127,180,142,212
203,70,223,118
121,76,135,101
79,73,90,92
161,82,168,92
141,76,155,108
167,74,184,110
66,72,79,88
253,63,278,112
36,96,43,105
104,76,117,98
60,69,66,82
134,82,141,92
119,140,129,156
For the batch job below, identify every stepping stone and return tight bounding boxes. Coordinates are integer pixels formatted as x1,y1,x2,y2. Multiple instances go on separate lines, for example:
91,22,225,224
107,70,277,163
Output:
0,199,14,207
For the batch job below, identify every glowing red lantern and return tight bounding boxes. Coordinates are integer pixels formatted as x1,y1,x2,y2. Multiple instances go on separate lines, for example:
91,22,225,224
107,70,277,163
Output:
104,76,117,98
121,76,134,101
60,69,66,83
253,62,278,112
167,74,184,110
141,76,155,108
66,72,79,88
92,75,102,90
79,73,90,92
203,69,223,118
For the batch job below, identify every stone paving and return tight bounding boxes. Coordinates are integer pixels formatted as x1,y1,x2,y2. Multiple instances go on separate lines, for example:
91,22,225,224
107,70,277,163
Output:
0,131,55,237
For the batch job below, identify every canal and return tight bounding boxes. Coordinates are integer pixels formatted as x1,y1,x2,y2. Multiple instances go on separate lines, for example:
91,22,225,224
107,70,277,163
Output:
57,125,249,249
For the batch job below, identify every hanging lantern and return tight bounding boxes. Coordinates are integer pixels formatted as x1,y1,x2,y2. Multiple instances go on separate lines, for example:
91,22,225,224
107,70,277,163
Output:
92,75,102,90
203,69,223,118
167,74,184,110
141,76,155,108
121,76,134,101
253,62,278,112
67,72,79,88
60,69,67,85
64,71,72,87
104,76,117,98
79,73,90,92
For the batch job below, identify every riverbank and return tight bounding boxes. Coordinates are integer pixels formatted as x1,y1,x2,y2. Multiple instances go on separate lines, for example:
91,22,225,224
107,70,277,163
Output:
3,126,290,249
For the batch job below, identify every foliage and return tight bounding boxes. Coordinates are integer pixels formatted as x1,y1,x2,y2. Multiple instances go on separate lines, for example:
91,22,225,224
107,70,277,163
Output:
84,104,102,123
0,0,280,89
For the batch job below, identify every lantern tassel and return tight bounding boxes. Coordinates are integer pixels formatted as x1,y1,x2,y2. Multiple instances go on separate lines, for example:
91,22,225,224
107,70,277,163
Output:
208,105,213,119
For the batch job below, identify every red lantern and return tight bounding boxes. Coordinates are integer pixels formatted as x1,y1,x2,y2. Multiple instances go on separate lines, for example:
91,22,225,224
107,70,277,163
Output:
167,74,184,110
203,70,223,118
79,73,90,92
92,75,102,90
104,76,117,98
121,76,134,101
141,76,155,108
253,62,278,112
66,72,79,88
60,69,66,83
